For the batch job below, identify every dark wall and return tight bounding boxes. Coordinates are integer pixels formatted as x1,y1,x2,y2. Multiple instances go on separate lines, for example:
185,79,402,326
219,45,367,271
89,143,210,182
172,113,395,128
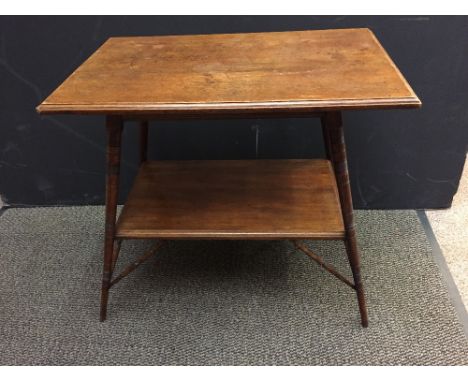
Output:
1,16,467,208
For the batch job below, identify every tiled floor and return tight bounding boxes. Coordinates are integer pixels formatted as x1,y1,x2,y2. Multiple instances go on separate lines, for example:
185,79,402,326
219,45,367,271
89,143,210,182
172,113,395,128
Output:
427,154,468,308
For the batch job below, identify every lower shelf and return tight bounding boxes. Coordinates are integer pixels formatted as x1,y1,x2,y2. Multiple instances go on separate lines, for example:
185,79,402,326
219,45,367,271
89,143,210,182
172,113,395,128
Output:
116,159,345,240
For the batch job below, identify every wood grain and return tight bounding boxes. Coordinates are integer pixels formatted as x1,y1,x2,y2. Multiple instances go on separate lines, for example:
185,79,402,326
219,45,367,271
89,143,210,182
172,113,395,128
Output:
116,159,345,239
37,28,420,115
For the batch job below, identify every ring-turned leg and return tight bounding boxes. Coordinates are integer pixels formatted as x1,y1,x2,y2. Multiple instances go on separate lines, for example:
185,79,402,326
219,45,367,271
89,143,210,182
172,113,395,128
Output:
139,120,149,164
321,111,369,327
320,114,332,160
100,115,123,322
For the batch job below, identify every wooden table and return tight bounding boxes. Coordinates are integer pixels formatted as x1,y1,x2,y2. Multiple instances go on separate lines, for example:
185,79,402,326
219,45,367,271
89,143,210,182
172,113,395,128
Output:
37,28,420,326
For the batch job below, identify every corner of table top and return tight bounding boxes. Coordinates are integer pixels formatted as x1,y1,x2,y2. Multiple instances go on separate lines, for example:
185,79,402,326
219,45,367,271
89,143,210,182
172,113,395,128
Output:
36,101,57,115
36,103,46,115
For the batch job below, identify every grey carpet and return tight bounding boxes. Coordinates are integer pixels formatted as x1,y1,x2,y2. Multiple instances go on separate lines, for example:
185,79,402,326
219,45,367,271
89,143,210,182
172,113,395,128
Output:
0,207,466,365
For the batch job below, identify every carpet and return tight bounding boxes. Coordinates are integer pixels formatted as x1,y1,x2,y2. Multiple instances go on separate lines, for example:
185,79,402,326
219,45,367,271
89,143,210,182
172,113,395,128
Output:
0,207,466,365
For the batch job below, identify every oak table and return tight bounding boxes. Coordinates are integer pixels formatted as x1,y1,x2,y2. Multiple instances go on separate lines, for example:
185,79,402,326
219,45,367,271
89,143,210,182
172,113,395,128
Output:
37,28,420,326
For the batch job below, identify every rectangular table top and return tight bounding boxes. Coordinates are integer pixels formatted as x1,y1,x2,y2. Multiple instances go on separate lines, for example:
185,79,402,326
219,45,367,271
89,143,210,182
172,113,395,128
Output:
37,28,420,116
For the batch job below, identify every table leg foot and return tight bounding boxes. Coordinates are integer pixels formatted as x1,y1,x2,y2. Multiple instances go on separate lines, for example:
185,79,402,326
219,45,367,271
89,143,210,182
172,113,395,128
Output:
346,233,369,327
100,284,109,322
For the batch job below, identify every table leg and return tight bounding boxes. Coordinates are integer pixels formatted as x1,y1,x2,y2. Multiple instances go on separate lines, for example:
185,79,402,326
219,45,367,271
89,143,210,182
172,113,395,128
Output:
139,120,149,164
321,111,369,327
100,115,123,322
320,114,332,160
